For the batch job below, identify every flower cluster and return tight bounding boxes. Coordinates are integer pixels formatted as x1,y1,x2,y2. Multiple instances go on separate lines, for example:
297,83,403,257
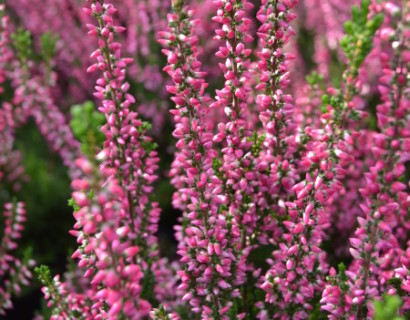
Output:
0,202,35,315
321,2,409,318
161,1,246,317
84,1,161,254
0,0,408,319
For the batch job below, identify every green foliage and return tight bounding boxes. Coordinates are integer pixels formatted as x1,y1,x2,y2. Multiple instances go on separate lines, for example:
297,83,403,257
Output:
340,0,383,74
10,28,58,79
336,263,349,292
34,265,52,285
212,158,222,173
373,295,404,320
40,32,59,65
139,120,153,134
141,139,159,154
139,121,159,153
11,28,32,63
250,132,265,157
35,264,80,319
140,262,159,306
67,197,80,212
70,101,105,157
306,72,324,88
320,3,383,125
320,94,344,120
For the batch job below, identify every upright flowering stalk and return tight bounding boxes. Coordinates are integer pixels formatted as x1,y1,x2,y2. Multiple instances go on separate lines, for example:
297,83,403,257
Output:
76,1,165,316
253,0,299,246
42,0,167,316
212,0,255,239
0,202,35,316
262,1,383,318
211,0,265,316
253,3,303,317
339,2,409,318
160,1,243,317
163,0,211,217
70,158,150,319
256,0,298,159
83,0,160,263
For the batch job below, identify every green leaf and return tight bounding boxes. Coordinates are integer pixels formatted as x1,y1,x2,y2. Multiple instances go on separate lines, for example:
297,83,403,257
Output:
70,101,105,157
41,32,59,63
373,295,404,320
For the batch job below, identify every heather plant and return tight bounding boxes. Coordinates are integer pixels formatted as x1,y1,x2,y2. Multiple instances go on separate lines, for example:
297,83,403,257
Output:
0,0,408,319
0,202,35,315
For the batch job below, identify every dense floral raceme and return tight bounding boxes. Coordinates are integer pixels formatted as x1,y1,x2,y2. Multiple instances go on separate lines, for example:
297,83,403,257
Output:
0,0,408,319
0,202,35,316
